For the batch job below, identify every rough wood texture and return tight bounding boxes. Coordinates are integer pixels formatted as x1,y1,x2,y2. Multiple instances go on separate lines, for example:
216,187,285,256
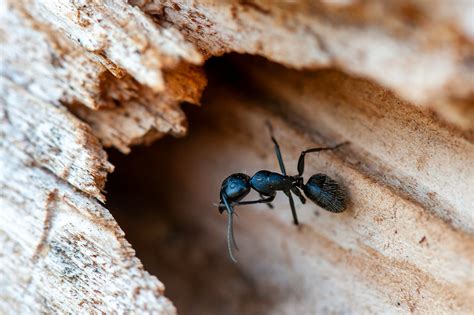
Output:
1,1,207,153
32,0,203,91
0,4,108,110
0,78,113,201
0,0,205,312
72,63,206,153
107,63,473,314
0,81,175,313
136,0,474,129
1,0,473,314
0,145,175,313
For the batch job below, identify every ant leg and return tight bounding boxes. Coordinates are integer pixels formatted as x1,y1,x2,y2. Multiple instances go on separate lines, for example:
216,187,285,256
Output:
291,187,306,204
266,121,287,175
217,194,274,211
221,193,239,263
261,193,274,209
284,191,299,225
235,194,275,206
297,142,349,176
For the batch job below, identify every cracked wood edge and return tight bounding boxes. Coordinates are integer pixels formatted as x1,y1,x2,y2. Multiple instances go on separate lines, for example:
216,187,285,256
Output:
31,0,203,92
0,2,205,311
0,76,177,312
0,140,175,314
0,2,109,110
1,1,207,153
136,0,474,129
0,77,113,201
72,62,206,153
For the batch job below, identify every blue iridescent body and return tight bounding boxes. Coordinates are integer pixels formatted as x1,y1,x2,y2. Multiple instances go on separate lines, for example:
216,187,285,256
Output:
218,123,348,262
250,170,291,195
221,173,251,202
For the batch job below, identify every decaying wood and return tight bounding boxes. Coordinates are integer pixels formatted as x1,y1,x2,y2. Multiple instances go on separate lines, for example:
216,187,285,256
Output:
1,1,207,153
0,142,175,313
136,0,474,129
0,3,108,110
72,63,206,153
1,0,473,314
31,0,203,91
109,71,473,313
0,0,206,312
0,77,113,201
0,80,174,312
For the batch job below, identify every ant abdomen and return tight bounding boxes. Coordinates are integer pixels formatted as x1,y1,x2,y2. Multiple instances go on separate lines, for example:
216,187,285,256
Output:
303,174,346,213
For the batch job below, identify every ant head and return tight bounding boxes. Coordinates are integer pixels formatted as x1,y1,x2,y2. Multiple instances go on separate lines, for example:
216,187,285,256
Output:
219,173,249,263
219,173,251,213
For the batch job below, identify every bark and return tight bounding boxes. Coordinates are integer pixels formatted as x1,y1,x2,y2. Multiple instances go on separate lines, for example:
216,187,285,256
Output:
0,0,473,314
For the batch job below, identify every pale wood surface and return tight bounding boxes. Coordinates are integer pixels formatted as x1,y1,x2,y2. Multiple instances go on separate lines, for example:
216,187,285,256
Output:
0,82,175,313
1,0,473,314
136,0,474,129
108,72,473,313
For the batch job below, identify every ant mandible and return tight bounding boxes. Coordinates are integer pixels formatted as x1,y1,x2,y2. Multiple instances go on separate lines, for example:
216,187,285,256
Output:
218,122,348,262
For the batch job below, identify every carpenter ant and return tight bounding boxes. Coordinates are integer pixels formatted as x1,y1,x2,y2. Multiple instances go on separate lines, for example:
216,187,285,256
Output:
218,123,348,262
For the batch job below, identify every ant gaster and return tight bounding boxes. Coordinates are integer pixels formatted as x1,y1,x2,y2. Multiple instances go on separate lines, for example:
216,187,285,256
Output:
218,123,348,262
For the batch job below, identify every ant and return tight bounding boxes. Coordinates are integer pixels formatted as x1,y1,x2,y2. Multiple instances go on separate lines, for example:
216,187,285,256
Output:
218,123,348,262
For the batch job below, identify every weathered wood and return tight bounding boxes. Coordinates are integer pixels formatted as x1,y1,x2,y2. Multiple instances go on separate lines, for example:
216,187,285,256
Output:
1,1,207,153
0,77,113,201
112,68,473,313
0,155,176,313
0,0,203,312
31,0,203,91
136,0,474,129
0,3,109,110
0,98,175,313
72,63,206,153
1,0,473,313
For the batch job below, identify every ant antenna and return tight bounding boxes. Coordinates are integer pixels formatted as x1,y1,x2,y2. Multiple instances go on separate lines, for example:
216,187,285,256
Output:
265,120,274,135
227,213,238,261
221,193,239,263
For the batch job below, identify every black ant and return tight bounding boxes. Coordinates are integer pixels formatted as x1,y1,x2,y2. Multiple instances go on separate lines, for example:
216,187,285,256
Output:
218,123,348,262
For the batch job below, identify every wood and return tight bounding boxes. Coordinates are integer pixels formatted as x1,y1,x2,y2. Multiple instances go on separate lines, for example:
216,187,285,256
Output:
136,0,474,129
107,69,473,313
0,80,175,313
238,59,473,233
32,0,203,91
1,2,207,153
1,0,473,313
0,143,175,313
